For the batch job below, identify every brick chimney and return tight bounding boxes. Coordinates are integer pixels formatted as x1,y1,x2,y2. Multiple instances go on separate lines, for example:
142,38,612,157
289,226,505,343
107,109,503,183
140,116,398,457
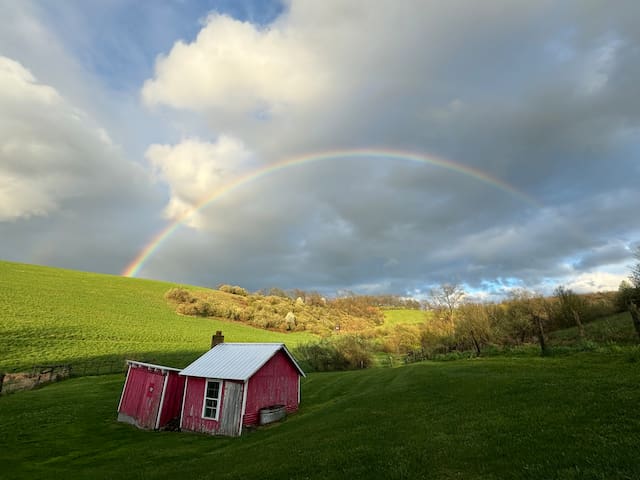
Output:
211,331,224,348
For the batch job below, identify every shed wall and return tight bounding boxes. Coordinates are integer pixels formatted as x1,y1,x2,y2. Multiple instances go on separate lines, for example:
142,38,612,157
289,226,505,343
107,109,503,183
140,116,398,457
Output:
181,377,244,436
158,371,186,427
243,350,300,426
118,365,164,429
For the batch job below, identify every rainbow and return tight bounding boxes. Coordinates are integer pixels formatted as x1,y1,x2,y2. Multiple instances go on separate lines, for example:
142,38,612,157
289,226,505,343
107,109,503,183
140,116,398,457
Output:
122,148,538,277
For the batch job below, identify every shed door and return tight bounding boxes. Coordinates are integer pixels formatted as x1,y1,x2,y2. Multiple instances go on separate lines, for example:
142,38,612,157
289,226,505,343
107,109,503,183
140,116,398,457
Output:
134,370,164,429
218,382,243,436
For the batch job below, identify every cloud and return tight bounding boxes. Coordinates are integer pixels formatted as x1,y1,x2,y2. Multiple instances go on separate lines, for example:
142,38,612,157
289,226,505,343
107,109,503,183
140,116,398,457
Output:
1,1,640,296
0,53,163,276
141,13,329,115
563,271,628,294
0,56,142,220
133,0,640,294
145,136,255,228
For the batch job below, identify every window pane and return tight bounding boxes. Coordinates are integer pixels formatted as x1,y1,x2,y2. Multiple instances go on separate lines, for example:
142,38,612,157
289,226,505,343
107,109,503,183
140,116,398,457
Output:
206,381,219,398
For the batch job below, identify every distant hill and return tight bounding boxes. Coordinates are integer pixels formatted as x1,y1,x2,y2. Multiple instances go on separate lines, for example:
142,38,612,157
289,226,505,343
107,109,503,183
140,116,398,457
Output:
0,260,316,371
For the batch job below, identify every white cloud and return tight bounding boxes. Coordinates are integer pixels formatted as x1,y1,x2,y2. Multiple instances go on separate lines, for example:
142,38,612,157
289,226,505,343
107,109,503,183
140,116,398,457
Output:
563,271,628,293
141,13,329,115
0,56,142,221
145,136,254,228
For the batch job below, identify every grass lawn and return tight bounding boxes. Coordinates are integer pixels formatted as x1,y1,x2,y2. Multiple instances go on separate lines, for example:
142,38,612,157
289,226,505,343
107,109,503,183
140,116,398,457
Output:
0,261,316,371
1,352,638,479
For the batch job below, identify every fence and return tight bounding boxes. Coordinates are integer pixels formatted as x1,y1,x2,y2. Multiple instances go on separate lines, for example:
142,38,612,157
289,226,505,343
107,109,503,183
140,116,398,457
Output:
0,358,136,395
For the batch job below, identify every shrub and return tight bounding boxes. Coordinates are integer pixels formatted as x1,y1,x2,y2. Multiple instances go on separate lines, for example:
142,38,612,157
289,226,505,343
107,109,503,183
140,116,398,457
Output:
333,335,375,369
294,335,374,372
218,284,248,296
285,312,297,331
164,288,193,303
176,300,218,317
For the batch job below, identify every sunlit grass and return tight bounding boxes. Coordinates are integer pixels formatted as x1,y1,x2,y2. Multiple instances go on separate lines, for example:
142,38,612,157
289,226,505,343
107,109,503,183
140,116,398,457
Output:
382,308,429,325
0,352,638,479
0,260,316,371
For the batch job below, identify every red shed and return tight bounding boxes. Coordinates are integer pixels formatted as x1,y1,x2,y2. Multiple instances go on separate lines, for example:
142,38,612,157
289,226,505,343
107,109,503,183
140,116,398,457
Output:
117,361,185,430
179,343,305,436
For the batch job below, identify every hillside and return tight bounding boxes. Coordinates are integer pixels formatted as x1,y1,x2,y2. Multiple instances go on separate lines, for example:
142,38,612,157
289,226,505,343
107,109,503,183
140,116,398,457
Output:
0,260,316,371
1,352,638,479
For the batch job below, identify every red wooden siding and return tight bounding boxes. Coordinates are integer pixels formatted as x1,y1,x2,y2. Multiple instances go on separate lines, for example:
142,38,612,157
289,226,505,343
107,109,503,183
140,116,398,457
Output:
243,350,300,426
118,366,165,429
158,371,185,427
180,378,245,435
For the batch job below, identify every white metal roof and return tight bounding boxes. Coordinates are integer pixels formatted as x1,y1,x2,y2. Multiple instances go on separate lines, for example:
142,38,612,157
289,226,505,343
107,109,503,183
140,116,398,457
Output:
179,343,305,381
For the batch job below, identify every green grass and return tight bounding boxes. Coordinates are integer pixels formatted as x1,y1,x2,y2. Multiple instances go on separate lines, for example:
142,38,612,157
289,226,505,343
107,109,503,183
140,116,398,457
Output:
0,260,316,371
0,352,638,479
548,312,637,346
382,308,429,325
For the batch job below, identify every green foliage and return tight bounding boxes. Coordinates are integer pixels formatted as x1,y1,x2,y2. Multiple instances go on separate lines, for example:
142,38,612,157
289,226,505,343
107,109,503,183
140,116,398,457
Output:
617,280,640,311
2,353,640,479
548,312,638,346
0,261,315,371
294,335,374,371
381,323,422,354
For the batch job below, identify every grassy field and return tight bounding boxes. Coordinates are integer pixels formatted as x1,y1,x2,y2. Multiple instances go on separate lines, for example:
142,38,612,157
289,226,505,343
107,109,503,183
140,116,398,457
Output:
0,261,316,371
382,308,429,325
0,352,638,479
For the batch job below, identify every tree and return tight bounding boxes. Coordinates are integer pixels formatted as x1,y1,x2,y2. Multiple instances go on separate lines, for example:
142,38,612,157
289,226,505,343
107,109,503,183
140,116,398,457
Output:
428,284,465,329
616,280,636,312
630,246,640,290
554,285,585,339
502,289,550,355
456,303,493,356
629,302,640,341
626,246,640,341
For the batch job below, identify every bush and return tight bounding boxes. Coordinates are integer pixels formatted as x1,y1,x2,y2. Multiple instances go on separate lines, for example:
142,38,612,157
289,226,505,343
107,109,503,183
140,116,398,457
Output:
294,335,374,372
218,284,248,296
164,288,193,303
177,300,217,317
333,335,375,369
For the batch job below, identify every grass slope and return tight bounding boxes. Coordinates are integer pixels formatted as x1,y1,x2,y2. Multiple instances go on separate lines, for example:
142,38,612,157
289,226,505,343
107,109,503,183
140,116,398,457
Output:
548,311,638,346
1,352,638,479
382,308,428,325
0,260,315,371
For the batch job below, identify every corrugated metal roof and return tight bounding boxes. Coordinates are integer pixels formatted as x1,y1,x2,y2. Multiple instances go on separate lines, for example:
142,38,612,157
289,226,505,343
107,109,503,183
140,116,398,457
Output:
179,343,305,380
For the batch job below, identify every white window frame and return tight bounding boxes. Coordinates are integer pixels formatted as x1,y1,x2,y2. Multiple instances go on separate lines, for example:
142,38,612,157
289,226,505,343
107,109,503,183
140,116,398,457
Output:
202,379,222,420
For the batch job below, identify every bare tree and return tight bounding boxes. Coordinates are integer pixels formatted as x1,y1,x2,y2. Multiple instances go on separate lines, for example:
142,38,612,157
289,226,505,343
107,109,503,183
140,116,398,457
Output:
457,303,493,356
504,289,550,355
428,284,465,329
554,285,585,340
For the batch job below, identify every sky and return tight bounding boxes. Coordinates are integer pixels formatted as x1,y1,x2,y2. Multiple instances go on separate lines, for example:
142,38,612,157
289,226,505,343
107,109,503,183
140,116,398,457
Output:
1,0,639,300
